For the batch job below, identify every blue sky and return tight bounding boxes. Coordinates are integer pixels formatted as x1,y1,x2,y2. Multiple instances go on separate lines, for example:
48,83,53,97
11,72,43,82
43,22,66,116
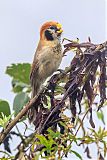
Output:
0,0,106,159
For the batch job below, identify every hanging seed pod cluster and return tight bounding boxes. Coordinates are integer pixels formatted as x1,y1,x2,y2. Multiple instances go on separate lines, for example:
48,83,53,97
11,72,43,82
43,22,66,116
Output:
32,39,107,135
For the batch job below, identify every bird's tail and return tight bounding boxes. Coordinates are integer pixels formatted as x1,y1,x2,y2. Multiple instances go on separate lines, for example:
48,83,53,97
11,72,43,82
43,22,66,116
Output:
28,82,40,124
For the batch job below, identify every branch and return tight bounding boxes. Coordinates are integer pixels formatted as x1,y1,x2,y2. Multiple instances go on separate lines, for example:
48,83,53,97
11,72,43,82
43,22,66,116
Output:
0,88,44,144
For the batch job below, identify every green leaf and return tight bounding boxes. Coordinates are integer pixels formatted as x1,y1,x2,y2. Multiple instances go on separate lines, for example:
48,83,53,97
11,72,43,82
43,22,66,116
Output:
55,85,65,95
6,63,31,84
13,92,30,116
0,100,11,118
36,134,49,147
0,112,12,128
48,128,61,138
12,79,31,93
97,110,105,125
70,150,82,160
36,134,56,154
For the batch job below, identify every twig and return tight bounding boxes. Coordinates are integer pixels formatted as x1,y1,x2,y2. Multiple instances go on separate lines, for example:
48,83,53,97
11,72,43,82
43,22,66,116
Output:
74,108,90,137
0,88,44,144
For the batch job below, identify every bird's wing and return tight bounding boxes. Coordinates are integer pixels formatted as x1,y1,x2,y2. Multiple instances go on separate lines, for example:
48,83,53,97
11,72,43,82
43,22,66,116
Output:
30,56,40,96
30,59,39,85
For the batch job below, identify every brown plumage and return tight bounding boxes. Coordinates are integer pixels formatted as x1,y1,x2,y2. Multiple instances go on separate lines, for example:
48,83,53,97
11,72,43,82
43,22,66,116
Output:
28,21,63,124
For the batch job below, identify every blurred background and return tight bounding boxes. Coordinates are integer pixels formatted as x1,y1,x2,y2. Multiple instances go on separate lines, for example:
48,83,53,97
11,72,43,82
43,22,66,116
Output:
0,0,106,159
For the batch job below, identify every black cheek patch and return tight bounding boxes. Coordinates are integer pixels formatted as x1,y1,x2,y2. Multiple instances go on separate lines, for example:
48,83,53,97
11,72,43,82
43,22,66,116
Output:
45,30,54,41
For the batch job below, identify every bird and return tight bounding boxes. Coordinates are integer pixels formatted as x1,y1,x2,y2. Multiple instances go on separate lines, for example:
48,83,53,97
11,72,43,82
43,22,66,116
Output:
28,21,63,124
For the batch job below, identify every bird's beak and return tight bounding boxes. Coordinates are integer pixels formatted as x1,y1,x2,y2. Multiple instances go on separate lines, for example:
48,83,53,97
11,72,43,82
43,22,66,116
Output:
57,29,63,34
56,23,63,34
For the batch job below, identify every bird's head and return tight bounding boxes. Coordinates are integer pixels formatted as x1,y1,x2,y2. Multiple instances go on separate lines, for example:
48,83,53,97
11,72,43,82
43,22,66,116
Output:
40,21,63,41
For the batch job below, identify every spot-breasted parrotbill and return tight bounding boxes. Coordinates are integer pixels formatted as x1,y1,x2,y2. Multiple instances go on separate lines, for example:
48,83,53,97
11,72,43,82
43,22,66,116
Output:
28,21,63,123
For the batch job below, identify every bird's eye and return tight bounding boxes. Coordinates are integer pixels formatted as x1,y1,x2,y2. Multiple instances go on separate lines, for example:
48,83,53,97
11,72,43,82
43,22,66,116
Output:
49,26,57,30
